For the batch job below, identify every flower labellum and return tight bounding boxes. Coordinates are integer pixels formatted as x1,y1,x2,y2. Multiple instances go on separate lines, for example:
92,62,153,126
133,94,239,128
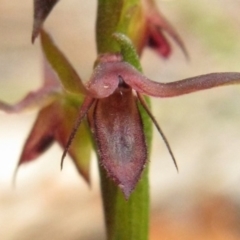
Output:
90,82,147,198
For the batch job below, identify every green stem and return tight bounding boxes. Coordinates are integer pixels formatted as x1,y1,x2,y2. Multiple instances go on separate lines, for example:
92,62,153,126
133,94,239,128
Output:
99,166,149,239
96,0,123,53
96,1,152,239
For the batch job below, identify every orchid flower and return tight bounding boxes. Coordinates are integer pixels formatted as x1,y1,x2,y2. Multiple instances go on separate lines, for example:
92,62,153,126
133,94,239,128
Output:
39,31,240,198
62,52,240,197
2,29,240,198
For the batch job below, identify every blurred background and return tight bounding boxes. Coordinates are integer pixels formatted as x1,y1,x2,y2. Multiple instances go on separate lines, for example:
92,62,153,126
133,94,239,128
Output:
1,0,240,239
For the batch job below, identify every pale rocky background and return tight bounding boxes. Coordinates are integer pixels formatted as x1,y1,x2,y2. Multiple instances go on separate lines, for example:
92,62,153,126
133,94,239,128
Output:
1,0,240,239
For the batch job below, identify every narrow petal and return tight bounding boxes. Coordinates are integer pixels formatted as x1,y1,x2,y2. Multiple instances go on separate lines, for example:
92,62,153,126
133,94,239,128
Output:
92,88,147,199
0,88,59,114
40,30,89,95
55,97,93,183
32,0,60,43
0,55,61,114
137,93,178,171
61,96,95,168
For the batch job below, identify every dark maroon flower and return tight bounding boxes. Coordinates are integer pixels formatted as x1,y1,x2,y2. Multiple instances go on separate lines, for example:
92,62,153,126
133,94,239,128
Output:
60,52,240,198
3,30,240,198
